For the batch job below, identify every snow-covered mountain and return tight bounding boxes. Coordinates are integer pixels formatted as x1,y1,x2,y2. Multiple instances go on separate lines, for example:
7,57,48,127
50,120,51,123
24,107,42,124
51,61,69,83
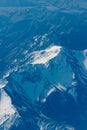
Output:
0,6,87,78
0,4,87,130
0,44,87,130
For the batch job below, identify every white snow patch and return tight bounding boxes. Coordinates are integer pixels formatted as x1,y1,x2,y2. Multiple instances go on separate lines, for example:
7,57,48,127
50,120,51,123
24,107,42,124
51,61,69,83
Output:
47,87,56,97
0,89,19,129
71,81,77,86
30,46,61,64
0,79,8,88
56,83,67,91
72,73,75,79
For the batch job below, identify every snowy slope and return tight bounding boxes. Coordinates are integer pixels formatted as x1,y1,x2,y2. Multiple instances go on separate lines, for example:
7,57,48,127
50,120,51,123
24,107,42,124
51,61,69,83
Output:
5,46,73,102
0,2,87,130
1,44,87,130
0,89,19,130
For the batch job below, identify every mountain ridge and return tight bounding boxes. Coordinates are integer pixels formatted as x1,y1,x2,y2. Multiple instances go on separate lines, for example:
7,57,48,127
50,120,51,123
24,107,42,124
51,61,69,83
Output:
2,45,87,129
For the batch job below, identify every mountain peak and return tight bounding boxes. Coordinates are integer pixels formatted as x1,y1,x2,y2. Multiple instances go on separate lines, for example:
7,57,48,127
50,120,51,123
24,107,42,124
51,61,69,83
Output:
29,45,62,65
